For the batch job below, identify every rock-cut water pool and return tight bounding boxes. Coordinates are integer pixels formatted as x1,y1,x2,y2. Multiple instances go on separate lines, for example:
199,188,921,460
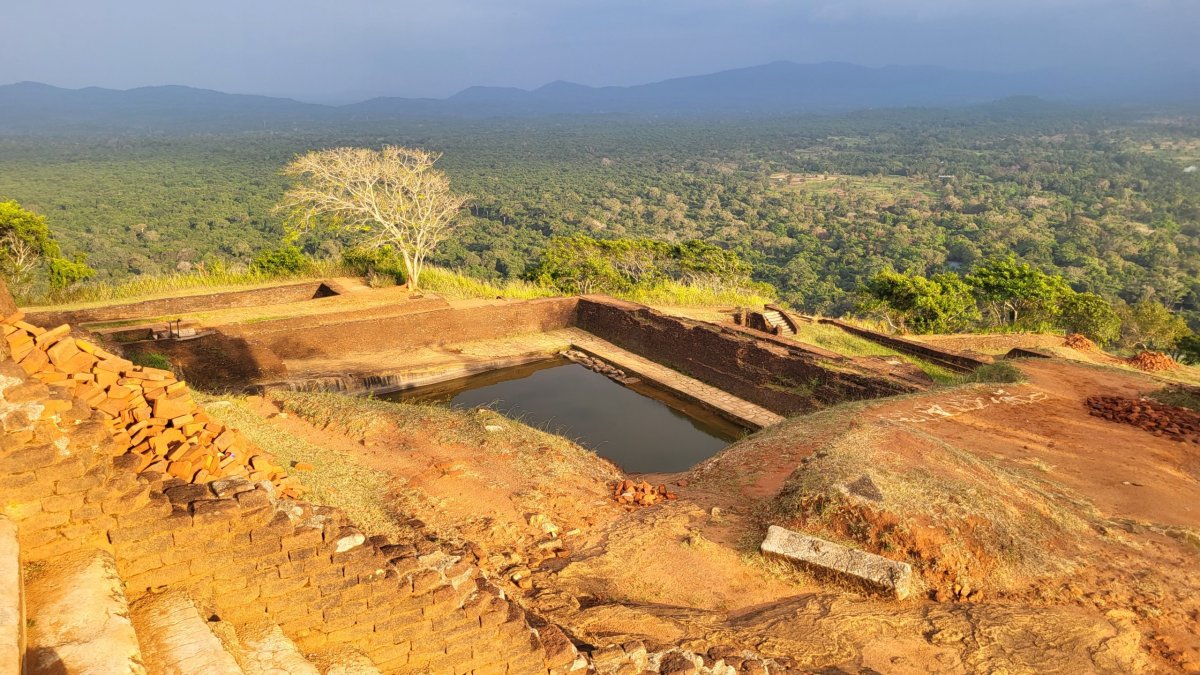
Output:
385,357,746,473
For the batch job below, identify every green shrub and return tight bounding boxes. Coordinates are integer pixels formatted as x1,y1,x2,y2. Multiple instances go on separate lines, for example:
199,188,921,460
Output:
1059,292,1121,345
250,245,312,276
129,351,173,372
954,361,1025,384
342,245,406,285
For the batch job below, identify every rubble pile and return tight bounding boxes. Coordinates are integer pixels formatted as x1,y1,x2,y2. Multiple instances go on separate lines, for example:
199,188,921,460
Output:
1063,333,1097,350
2,311,302,496
563,349,640,385
1086,395,1200,443
1126,350,1178,372
612,478,677,507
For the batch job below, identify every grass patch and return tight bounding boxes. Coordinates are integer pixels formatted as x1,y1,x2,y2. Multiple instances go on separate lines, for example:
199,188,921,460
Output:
952,361,1026,385
620,280,773,309
197,393,410,539
23,260,347,310
1148,385,1200,412
128,351,174,372
420,267,557,301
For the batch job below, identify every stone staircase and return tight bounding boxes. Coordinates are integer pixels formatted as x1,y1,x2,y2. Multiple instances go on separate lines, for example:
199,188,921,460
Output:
761,308,796,336
1,535,381,675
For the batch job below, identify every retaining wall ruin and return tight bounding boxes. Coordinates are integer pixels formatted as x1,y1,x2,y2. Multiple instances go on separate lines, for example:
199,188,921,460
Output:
0,278,574,673
576,296,920,415
26,281,340,328
229,297,579,362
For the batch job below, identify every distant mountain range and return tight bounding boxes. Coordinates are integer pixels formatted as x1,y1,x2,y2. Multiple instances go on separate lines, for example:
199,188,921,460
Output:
3,61,1198,133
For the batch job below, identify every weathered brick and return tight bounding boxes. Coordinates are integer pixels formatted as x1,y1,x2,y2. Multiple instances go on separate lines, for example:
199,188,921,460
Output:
319,576,358,596
114,493,170,524
55,465,107,493
0,442,57,472
213,585,261,610
101,484,153,515
123,561,190,591
266,600,310,625
37,491,85,514
110,513,175,544
287,545,322,562
259,573,310,599
68,502,105,522
280,527,323,552
321,613,358,632
422,584,461,617
251,511,293,541
20,509,70,531
235,487,271,510
33,456,84,482
255,551,290,570
411,570,441,595
323,599,367,620
191,498,238,527
114,531,173,560
326,623,374,646
119,554,164,578
0,469,37,490
279,613,325,636
23,536,88,562
16,527,61,550
373,606,426,634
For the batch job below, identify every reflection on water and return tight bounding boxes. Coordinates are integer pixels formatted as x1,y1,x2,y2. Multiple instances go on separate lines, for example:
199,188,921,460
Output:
386,358,745,473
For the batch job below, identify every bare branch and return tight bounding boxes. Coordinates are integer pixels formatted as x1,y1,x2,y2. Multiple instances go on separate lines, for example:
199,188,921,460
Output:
276,146,469,290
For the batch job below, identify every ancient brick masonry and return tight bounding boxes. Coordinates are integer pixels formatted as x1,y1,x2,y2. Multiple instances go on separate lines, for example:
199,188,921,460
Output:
0,300,573,672
2,310,301,497
576,296,921,415
107,476,562,672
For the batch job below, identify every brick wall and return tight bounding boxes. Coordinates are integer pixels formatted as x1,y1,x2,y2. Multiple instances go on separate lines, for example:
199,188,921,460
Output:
0,331,571,673
818,318,991,373
576,296,920,415
231,297,580,362
24,281,339,328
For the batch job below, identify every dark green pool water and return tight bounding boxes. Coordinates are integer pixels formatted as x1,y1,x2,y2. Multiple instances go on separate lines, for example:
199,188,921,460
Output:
386,358,745,473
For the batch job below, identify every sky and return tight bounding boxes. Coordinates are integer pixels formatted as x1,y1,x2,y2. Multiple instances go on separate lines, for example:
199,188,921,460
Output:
2,0,1197,102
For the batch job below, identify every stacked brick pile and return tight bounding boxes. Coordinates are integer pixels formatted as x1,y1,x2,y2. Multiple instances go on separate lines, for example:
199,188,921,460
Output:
612,478,677,507
1063,333,1097,350
2,310,300,496
1086,395,1200,443
1126,350,1178,372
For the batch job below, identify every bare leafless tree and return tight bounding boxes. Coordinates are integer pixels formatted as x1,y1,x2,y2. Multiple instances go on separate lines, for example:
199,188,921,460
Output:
277,146,469,291
0,232,42,289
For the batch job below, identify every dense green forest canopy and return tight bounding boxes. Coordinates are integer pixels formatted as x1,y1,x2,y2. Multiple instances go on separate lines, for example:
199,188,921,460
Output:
0,103,1198,327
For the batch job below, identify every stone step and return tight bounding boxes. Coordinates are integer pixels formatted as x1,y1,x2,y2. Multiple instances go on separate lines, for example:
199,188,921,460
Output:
0,517,22,675
129,591,244,674
23,549,146,674
233,623,320,675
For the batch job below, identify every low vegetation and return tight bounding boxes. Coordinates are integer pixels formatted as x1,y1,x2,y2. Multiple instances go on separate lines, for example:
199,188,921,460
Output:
199,394,412,539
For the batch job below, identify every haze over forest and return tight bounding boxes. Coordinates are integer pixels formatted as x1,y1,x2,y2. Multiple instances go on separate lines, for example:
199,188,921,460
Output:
3,0,1199,101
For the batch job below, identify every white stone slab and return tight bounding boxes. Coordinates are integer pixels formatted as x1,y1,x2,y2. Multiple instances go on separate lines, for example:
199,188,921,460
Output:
760,525,914,599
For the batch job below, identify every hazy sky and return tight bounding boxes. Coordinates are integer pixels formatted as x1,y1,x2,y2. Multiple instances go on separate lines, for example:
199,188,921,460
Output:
3,0,1196,102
